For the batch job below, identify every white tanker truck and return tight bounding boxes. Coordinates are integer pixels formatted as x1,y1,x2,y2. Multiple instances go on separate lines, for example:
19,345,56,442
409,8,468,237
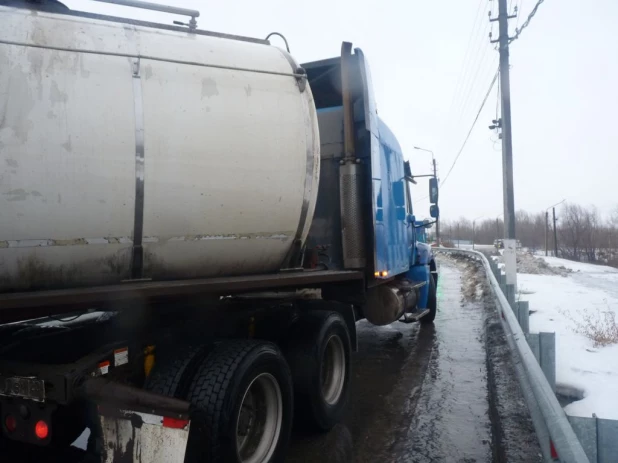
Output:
0,1,440,462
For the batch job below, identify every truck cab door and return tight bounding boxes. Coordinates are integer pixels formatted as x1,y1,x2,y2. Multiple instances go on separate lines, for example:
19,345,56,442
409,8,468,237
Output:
356,49,409,277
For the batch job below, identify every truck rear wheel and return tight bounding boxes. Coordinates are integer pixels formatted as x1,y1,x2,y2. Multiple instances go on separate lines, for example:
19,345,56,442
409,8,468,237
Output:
284,311,351,431
185,340,293,463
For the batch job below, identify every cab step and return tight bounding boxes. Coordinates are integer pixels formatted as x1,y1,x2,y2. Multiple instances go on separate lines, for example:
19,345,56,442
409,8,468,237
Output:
399,309,431,324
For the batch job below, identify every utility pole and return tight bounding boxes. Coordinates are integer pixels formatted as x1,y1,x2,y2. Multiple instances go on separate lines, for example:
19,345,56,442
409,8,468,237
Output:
491,0,517,240
433,158,440,245
553,207,558,257
457,224,461,248
545,211,549,256
546,200,565,257
473,215,484,250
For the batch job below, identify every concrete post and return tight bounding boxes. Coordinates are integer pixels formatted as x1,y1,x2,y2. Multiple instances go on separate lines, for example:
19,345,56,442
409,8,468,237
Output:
506,284,516,310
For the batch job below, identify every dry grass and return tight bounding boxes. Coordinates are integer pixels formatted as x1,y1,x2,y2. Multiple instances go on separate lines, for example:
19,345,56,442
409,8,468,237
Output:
563,307,618,347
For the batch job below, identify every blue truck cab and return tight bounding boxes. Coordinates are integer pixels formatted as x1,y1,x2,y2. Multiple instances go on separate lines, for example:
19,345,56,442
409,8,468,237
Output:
302,43,439,326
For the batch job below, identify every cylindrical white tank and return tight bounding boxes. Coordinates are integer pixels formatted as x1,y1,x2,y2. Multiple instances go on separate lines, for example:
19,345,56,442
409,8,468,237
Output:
0,5,320,292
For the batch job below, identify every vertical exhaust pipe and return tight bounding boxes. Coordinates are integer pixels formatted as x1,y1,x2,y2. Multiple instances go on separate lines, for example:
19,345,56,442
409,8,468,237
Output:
339,42,367,269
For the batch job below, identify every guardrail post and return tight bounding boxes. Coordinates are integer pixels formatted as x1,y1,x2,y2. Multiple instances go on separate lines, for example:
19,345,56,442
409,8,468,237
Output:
539,332,556,392
517,301,530,334
598,417,618,463
527,333,540,363
528,332,556,392
568,416,598,462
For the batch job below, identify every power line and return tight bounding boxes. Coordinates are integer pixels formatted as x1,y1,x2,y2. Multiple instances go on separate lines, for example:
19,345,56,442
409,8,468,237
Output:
441,69,500,188
495,71,501,121
446,0,486,114
510,0,545,43
516,0,525,27
453,13,493,123
455,46,496,126
445,0,491,130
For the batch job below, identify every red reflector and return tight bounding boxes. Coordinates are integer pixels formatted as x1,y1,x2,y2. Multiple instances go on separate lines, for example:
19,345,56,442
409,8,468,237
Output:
162,417,189,429
550,440,558,459
5,415,17,433
35,420,49,439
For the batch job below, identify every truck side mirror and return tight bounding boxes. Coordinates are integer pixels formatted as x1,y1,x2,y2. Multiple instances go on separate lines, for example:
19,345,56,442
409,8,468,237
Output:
404,160,412,179
430,205,439,218
429,178,439,204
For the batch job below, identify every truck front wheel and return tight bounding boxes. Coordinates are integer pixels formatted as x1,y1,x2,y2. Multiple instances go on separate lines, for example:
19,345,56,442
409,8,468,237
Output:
420,275,438,325
284,310,351,431
185,340,293,463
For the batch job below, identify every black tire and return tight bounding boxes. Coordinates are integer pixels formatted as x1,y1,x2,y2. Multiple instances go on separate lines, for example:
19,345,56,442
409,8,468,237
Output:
284,311,351,432
430,259,439,287
145,343,209,398
184,340,293,463
420,274,438,324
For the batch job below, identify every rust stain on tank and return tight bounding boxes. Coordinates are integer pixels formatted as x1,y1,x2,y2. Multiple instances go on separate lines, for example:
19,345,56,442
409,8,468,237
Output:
4,189,28,201
45,50,63,74
3,189,46,202
201,77,219,99
50,81,68,104
79,55,91,78
53,238,87,246
13,119,35,144
62,136,72,152
0,248,132,293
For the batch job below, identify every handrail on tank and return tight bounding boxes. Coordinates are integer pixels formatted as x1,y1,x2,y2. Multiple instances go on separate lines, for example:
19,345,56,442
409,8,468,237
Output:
92,0,200,30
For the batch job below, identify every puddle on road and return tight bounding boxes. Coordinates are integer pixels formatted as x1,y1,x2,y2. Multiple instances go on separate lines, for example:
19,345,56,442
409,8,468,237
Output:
388,258,493,462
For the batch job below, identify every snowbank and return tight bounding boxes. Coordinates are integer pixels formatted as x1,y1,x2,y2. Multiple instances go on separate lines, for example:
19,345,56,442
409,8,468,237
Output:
516,252,571,276
518,255,618,419
542,256,618,274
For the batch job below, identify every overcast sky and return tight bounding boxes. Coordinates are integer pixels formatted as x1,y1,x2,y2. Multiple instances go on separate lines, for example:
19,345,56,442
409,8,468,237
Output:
64,0,618,222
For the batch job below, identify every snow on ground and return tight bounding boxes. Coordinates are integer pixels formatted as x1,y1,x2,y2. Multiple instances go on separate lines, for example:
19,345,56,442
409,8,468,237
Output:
516,254,618,418
517,252,571,276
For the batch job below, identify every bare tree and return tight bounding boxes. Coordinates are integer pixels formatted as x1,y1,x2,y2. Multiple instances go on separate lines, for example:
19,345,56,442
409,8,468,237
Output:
558,203,586,260
439,203,618,268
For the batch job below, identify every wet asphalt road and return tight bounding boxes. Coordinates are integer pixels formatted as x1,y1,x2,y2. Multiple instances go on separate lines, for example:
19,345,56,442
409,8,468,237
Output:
287,256,532,463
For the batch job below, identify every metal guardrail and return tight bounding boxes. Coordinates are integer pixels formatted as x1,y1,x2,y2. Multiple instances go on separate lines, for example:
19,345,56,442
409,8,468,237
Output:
437,248,589,463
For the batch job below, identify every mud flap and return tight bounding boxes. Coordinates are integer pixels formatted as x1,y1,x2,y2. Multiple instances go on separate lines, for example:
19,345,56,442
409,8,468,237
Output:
99,406,190,463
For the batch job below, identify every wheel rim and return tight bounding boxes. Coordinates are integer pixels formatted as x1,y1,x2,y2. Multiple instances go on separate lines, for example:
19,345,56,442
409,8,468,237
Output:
236,373,283,463
321,334,346,405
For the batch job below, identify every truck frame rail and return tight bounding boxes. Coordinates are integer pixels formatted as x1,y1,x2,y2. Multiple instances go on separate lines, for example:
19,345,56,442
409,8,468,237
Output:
0,270,364,324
